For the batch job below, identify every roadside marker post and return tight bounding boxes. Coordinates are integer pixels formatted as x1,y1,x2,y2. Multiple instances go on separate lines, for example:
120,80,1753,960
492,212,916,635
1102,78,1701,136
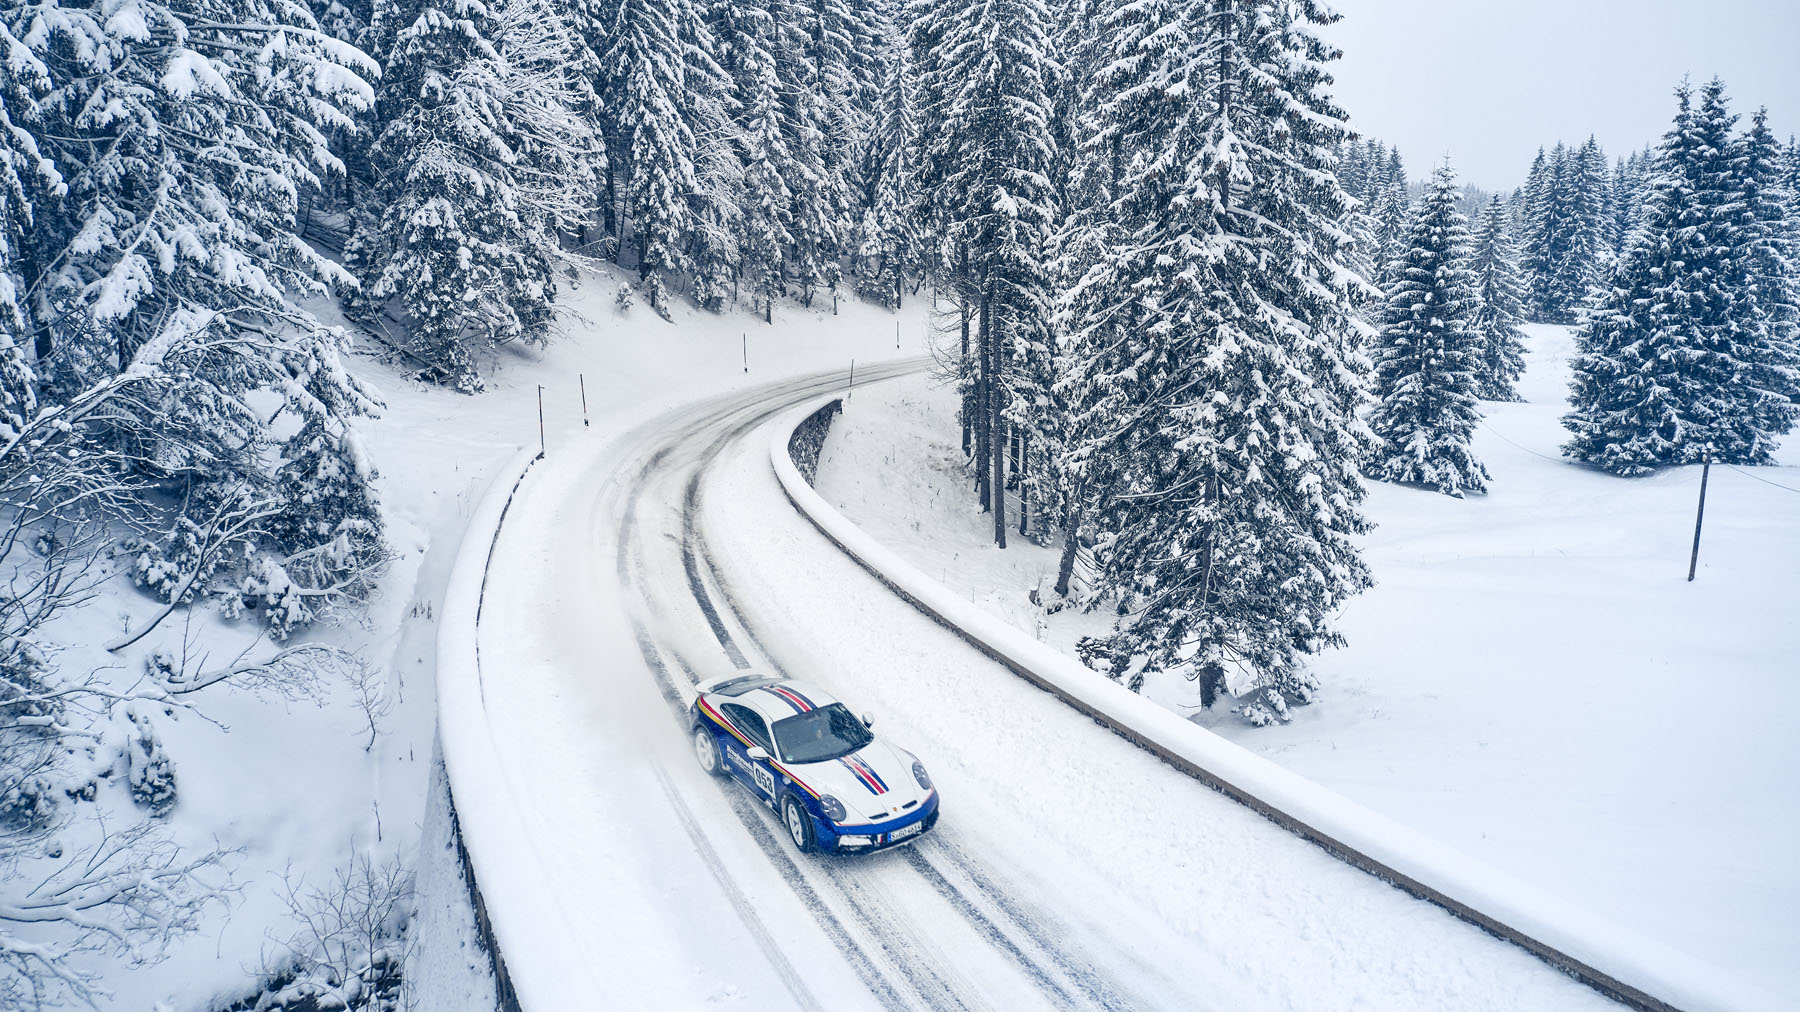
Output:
1688,444,1711,582
579,373,589,427
537,385,546,457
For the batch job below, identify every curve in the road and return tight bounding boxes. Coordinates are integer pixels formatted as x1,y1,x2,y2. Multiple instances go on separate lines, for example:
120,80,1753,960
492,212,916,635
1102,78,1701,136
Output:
610,360,1151,1012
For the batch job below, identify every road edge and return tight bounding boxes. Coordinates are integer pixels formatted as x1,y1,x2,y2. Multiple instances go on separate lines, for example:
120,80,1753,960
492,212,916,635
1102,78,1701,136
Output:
434,445,542,1012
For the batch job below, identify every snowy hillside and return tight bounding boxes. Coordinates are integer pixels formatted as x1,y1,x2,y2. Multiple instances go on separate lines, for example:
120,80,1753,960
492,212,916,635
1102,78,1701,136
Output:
811,323,1800,1002
17,272,928,1012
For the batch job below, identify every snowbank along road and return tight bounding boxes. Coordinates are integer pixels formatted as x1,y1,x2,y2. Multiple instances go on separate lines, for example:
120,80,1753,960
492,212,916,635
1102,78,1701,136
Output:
462,359,1623,1011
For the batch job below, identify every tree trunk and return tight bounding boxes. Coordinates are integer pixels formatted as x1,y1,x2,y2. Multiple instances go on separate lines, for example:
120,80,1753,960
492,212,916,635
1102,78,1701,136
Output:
974,293,991,510
1018,428,1029,536
989,286,1007,549
1053,501,1081,598
960,296,973,457
603,151,620,253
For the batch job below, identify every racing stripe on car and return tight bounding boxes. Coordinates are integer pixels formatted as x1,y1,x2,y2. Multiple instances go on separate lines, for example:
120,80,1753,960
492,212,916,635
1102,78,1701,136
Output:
840,755,887,795
698,698,755,748
702,698,823,799
854,755,890,793
770,761,822,799
768,685,814,712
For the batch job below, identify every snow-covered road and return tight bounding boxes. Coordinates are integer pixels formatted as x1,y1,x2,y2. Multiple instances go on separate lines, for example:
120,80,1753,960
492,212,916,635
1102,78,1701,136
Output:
460,362,1621,1010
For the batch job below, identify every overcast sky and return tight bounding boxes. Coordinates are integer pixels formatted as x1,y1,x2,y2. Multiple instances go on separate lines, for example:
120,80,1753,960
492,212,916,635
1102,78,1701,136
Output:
1321,1,1800,192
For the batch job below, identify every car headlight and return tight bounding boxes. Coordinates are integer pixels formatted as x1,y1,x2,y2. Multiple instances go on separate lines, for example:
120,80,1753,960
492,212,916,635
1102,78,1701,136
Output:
912,761,932,791
819,795,847,823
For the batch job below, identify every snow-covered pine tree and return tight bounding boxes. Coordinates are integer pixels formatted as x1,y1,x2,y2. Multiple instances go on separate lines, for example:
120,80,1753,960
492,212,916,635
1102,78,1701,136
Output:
677,0,743,311
1338,139,1372,204
925,0,1058,547
1738,108,1800,434
1520,142,1584,322
1785,136,1800,220
607,0,699,310
1370,149,1412,289
2,0,386,631
1067,0,1372,722
0,39,48,435
1607,155,1632,252
359,0,561,389
496,0,603,239
1564,79,1781,472
1569,136,1613,305
738,13,797,323
855,34,921,308
1367,162,1489,496
775,0,857,307
1468,195,1529,401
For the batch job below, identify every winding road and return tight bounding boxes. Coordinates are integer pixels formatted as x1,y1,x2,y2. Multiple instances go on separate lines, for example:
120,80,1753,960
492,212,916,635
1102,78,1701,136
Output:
463,361,1620,1011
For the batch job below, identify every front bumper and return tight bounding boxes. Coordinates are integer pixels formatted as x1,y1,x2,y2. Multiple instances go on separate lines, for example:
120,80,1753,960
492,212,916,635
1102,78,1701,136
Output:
816,791,940,852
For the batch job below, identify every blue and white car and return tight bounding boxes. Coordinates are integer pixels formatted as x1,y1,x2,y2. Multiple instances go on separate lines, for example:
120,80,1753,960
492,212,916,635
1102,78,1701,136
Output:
690,673,939,853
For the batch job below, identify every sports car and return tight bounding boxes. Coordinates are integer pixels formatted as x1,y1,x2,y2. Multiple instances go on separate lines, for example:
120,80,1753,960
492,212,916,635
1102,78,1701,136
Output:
689,673,939,853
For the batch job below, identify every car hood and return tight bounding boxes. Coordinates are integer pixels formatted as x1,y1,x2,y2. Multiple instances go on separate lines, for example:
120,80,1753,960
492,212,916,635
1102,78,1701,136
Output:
788,739,928,823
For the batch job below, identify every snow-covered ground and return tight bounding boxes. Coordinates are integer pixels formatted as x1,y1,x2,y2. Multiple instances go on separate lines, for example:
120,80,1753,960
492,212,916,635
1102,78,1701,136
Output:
49,267,930,1011
810,324,1800,1002
435,336,1622,1012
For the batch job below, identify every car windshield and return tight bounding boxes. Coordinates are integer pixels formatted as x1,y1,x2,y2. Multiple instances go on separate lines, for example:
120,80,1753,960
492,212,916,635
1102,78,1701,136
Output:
772,703,873,764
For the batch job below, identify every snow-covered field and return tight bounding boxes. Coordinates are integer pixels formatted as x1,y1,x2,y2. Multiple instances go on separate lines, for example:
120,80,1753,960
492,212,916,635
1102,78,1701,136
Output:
811,324,1800,1002
48,268,929,1011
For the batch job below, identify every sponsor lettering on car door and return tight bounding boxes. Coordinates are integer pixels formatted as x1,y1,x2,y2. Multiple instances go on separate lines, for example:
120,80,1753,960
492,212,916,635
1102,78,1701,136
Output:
720,703,778,802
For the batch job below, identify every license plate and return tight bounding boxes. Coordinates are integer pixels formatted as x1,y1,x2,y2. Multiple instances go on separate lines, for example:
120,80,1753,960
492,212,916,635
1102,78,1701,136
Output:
887,821,923,843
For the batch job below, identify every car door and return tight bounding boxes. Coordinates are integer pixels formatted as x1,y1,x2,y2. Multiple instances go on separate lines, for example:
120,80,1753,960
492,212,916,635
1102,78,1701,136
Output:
719,703,778,803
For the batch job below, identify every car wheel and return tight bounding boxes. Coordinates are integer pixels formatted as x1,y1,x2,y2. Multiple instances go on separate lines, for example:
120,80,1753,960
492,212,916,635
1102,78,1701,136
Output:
693,726,724,777
782,794,815,853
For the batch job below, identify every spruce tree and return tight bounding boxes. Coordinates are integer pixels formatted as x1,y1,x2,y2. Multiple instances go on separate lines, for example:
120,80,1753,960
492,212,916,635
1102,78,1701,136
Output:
856,36,921,308
738,17,797,322
1570,136,1613,303
678,0,742,311
1468,195,1529,401
359,0,560,390
776,0,858,307
1370,150,1412,289
607,0,699,308
1063,0,1372,722
925,0,1058,547
1367,163,1489,497
0,41,47,433
1739,108,1800,433
3,0,386,636
1520,142,1586,322
1565,79,1782,473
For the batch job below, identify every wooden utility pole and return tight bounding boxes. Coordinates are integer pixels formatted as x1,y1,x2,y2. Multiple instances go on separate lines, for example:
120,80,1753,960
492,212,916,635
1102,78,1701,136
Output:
1688,445,1711,582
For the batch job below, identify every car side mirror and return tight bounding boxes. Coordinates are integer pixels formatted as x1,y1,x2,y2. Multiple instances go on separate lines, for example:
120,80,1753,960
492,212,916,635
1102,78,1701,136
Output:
861,713,874,729
747,746,770,761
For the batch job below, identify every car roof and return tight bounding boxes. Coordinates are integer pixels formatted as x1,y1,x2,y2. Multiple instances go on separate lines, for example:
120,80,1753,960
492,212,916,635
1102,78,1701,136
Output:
706,675,841,724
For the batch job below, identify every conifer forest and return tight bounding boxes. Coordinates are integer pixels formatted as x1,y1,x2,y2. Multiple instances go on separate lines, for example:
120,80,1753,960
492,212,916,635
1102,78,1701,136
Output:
1,0,1796,1009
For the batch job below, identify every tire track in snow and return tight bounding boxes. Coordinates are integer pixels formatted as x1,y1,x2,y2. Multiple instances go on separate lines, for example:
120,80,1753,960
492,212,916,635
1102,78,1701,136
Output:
610,365,968,1012
669,376,1154,1012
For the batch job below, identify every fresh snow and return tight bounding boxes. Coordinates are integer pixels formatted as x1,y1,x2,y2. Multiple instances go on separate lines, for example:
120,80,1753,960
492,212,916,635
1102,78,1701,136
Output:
810,323,1800,1004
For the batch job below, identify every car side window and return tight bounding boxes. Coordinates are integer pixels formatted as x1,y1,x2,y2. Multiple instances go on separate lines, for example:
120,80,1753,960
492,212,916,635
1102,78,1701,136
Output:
720,704,772,752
